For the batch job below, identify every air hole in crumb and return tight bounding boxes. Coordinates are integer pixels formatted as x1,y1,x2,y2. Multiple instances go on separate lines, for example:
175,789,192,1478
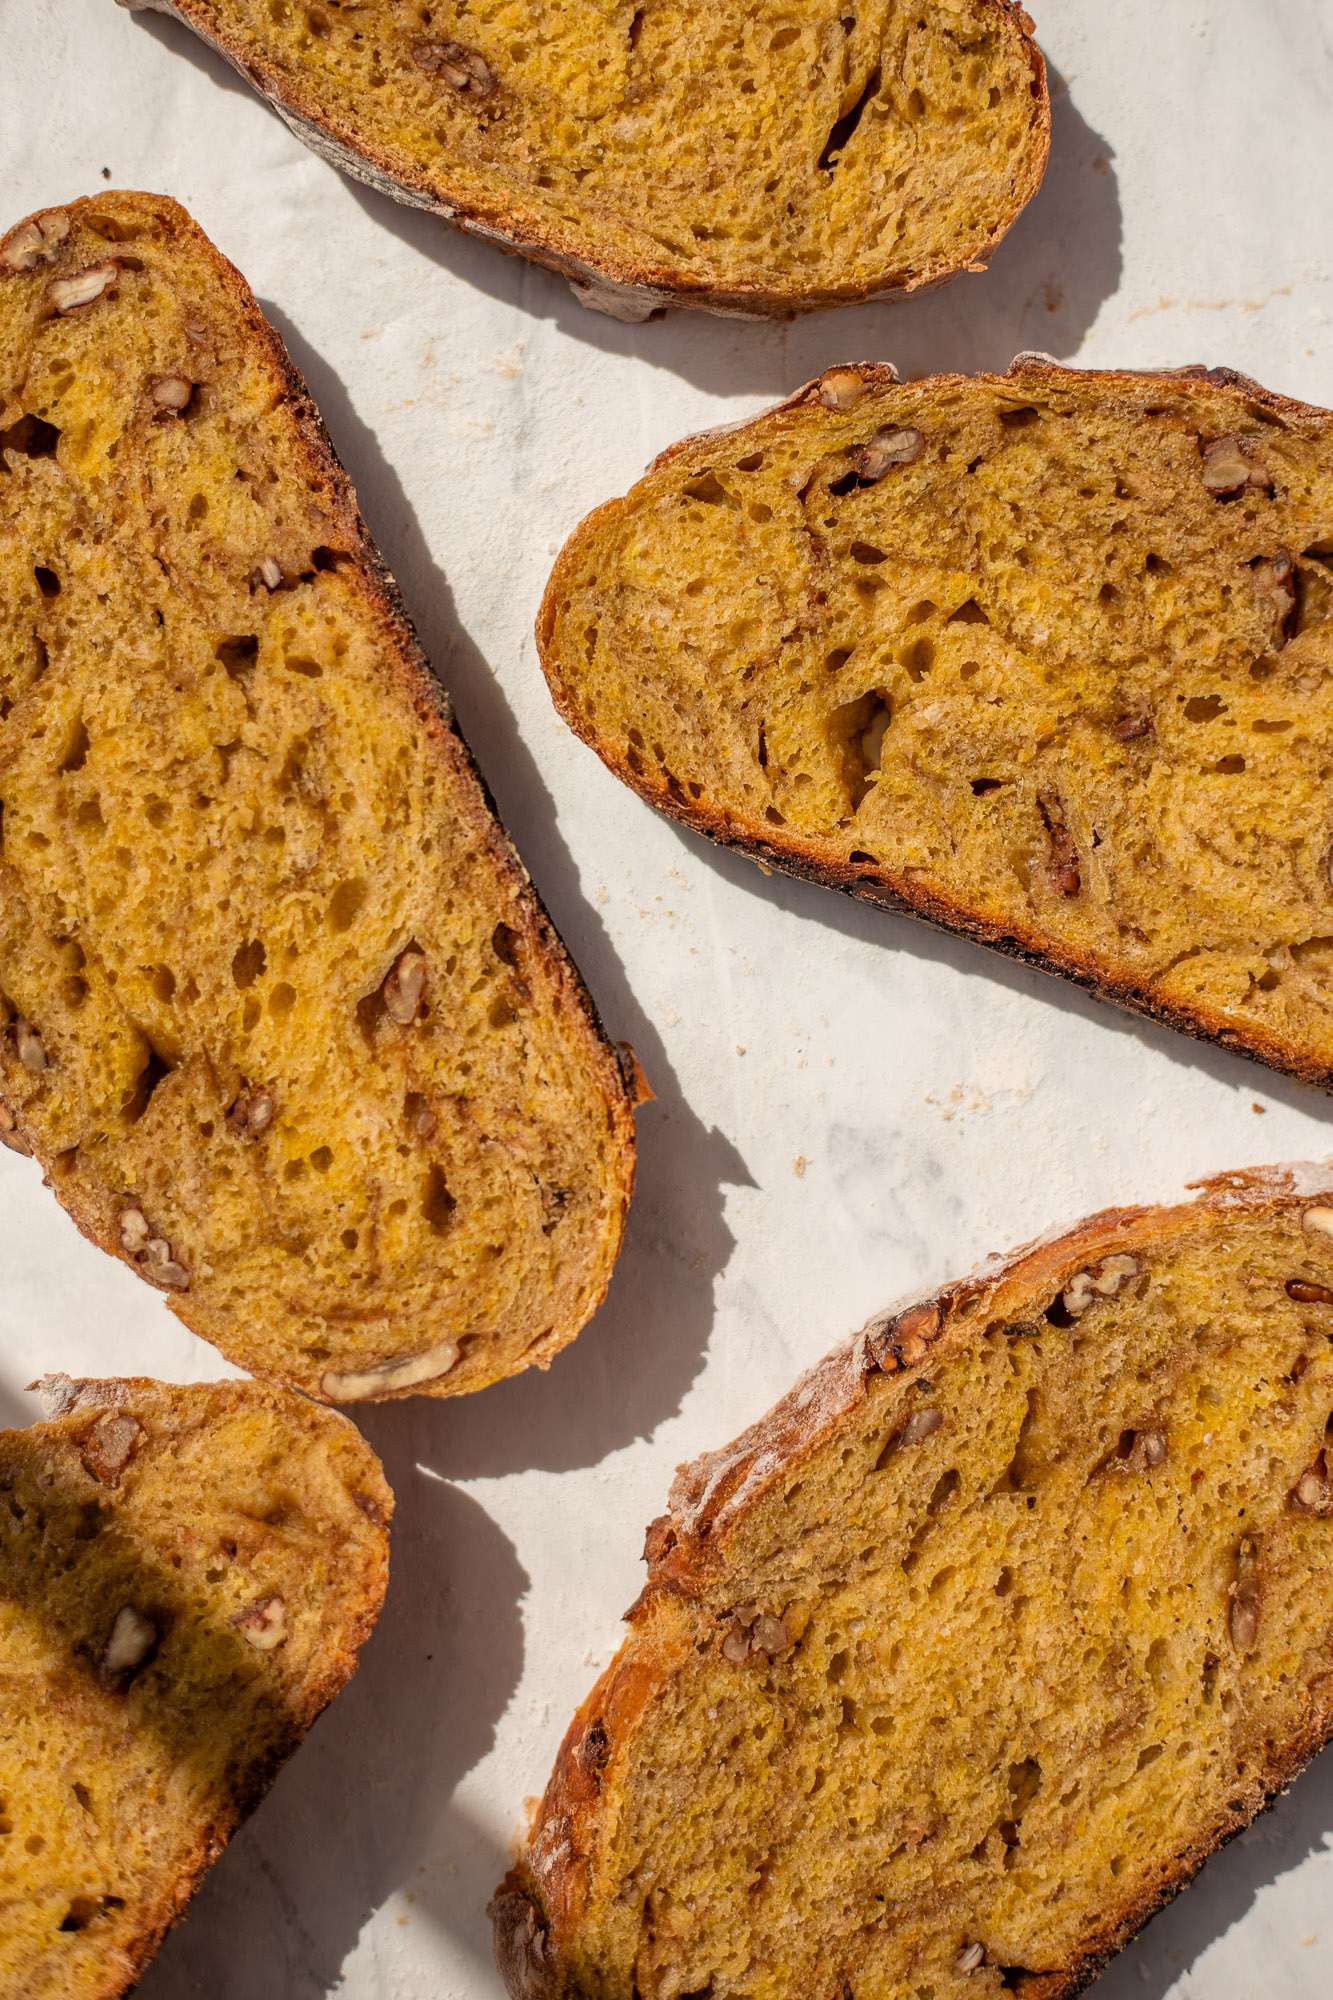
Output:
217,635,258,679
122,1046,173,1124
34,565,60,598
60,717,89,773
492,922,520,968
682,471,736,508
1184,694,1226,722
2,414,60,460
269,982,296,1016
327,879,367,931
948,598,989,625
900,636,934,682
285,655,323,678
231,939,266,989
422,1164,456,1234
341,1227,358,1250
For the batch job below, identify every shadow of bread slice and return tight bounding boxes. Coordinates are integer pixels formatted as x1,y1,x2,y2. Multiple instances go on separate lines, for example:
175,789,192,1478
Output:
113,0,1049,321
0,191,636,1402
0,1373,390,1999
540,359,1333,1090
494,1162,1333,1997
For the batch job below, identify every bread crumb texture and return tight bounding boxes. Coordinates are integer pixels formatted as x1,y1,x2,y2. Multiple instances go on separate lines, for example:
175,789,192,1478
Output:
499,1178,1333,1997
542,363,1333,1086
0,192,634,1400
134,0,1048,310
0,1376,390,1999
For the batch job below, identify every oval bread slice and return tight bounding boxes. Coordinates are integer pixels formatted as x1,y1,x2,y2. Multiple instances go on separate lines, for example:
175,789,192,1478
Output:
540,358,1333,1090
494,1162,1333,1998
114,0,1049,321
0,1374,390,1999
0,192,636,1401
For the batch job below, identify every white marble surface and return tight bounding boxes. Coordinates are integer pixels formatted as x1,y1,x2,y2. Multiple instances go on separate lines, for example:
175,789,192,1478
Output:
3,0,1333,1992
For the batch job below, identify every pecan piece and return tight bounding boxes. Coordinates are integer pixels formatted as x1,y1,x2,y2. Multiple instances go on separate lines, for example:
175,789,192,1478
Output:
1250,551,1297,646
1292,1456,1331,1515
49,262,118,314
1200,434,1273,497
227,1084,275,1138
381,948,427,1025
1,208,70,272
232,1594,287,1650
0,1103,29,1155
721,1607,791,1663
13,1019,47,1072
320,1337,460,1400
1059,1252,1141,1319
852,425,924,482
81,1413,143,1485
815,368,870,412
412,39,497,96
149,373,194,416
99,1605,158,1688
1287,1278,1333,1305
867,1300,941,1372
1228,1538,1261,1654
1037,791,1081,896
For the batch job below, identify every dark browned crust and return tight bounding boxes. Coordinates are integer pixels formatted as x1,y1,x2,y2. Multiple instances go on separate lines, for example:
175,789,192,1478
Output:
114,0,1049,322
8,1375,392,2000
538,356,1333,1097
494,1162,1333,1997
0,191,636,1400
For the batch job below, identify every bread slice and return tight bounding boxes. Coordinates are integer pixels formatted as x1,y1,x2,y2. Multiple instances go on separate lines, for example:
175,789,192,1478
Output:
0,1372,390,1999
0,191,636,1403
493,1162,1333,1998
540,358,1333,1091
114,0,1049,322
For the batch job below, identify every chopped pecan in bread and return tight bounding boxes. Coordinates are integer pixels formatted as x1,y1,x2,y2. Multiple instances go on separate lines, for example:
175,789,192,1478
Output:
0,1375,389,1999
495,1163,1333,1997
113,0,1048,320
0,192,635,1399
539,359,1333,1092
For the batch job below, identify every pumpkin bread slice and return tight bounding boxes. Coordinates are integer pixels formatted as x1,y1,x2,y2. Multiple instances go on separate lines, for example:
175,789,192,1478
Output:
540,358,1333,1091
494,1163,1333,1998
0,1373,390,2000
0,191,636,1402
114,0,1049,321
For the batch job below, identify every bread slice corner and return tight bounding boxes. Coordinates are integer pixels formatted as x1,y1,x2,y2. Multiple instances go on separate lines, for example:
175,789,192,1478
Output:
0,1372,390,1999
539,355,1333,1092
0,189,636,1402
114,0,1049,319
495,1160,1333,1997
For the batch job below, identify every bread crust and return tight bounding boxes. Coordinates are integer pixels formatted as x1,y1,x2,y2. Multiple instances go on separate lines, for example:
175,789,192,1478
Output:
0,191,636,1399
7,1374,392,1999
494,1160,1333,1997
114,0,1049,321
538,355,1333,1096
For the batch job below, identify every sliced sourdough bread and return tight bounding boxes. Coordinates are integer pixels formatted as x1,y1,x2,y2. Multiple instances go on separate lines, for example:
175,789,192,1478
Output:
494,1162,1333,1999
0,191,636,1402
540,358,1333,1091
114,0,1048,321
0,1373,390,2000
